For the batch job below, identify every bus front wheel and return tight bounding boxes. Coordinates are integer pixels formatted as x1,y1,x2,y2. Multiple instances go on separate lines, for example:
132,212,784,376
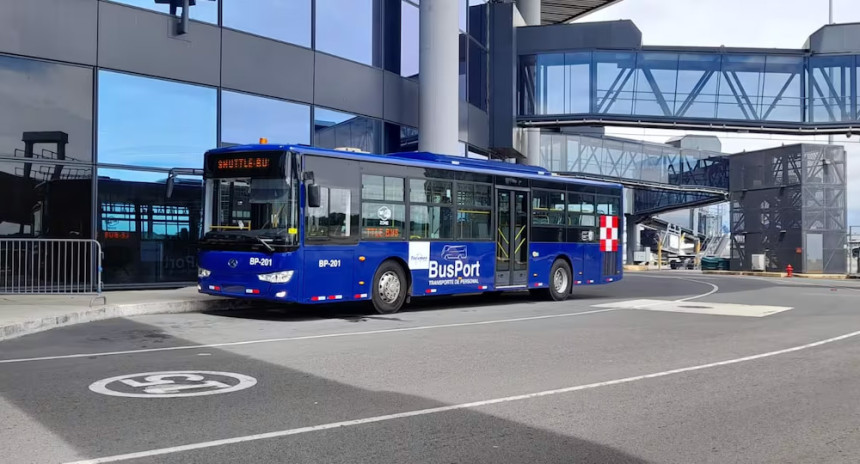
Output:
372,260,408,314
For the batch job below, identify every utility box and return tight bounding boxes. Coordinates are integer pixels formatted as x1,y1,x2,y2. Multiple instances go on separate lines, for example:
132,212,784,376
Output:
751,254,766,271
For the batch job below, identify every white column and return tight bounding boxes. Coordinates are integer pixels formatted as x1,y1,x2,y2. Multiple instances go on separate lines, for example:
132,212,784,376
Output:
517,0,542,165
419,0,459,155
516,0,541,26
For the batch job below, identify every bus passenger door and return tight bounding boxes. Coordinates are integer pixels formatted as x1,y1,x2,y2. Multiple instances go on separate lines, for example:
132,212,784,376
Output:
495,189,528,288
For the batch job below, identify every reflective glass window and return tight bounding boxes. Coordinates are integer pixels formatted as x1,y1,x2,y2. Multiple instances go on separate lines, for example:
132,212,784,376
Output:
97,71,216,168
808,55,855,123
401,1,419,79
717,54,766,121
675,53,720,119
106,0,217,24
594,52,637,115
0,160,93,239
316,0,375,66
304,156,360,244
633,52,679,117
459,35,467,101
314,107,381,153
223,0,311,47
0,55,93,164
532,190,566,226
468,0,488,46
459,0,467,32
97,167,203,285
455,182,491,240
221,90,310,146
468,39,488,110
761,56,803,122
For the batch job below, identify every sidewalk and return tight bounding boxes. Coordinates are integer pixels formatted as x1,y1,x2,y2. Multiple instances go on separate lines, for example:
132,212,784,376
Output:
0,287,261,342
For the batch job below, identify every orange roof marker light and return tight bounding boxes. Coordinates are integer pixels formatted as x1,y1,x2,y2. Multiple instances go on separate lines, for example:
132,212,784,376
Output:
259,137,268,144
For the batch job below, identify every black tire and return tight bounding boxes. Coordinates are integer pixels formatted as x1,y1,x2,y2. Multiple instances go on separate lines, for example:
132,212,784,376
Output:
547,259,572,301
371,260,408,314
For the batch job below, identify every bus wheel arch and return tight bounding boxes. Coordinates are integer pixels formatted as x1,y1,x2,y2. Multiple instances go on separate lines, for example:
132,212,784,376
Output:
371,258,410,314
532,257,572,302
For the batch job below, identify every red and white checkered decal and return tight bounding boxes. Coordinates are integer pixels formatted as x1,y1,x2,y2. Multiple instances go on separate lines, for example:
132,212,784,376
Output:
599,215,619,252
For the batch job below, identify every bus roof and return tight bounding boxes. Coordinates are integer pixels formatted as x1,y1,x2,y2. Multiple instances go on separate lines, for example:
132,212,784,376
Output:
205,144,623,189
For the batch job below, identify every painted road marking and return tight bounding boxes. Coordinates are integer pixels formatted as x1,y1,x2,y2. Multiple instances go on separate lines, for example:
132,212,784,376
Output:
0,308,621,364
89,371,257,399
65,328,860,464
592,299,793,317
1,275,720,365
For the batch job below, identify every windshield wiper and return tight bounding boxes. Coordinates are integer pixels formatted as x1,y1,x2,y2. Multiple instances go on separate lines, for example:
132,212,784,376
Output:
255,236,275,252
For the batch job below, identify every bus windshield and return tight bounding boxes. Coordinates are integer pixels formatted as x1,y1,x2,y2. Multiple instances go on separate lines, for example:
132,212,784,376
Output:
207,176,299,246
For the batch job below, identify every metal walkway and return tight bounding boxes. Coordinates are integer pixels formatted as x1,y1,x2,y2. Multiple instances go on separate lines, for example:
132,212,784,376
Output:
518,38,860,135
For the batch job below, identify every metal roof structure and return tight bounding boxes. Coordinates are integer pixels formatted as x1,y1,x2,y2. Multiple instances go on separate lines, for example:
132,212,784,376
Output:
541,0,624,25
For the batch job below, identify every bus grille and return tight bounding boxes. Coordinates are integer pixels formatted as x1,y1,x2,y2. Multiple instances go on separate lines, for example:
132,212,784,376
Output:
603,251,619,276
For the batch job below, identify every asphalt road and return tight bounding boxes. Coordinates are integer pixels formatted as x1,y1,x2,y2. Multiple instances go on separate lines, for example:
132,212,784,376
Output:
3,272,860,463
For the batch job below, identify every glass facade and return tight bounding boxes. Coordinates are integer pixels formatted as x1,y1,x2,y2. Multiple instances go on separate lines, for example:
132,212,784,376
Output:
314,107,381,153
221,90,311,146
316,0,377,66
108,0,218,23
0,0,492,287
521,50,860,127
223,0,311,47
97,71,217,169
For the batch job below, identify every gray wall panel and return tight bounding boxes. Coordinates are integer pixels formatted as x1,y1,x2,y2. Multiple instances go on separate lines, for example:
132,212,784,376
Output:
382,71,419,128
459,100,469,144
467,104,490,149
222,30,314,104
98,1,220,86
314,54,383,118
0,0,97,65
518,20,642,55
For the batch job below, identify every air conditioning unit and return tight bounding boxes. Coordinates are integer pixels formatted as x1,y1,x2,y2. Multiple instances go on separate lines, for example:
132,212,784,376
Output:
751,254,766,271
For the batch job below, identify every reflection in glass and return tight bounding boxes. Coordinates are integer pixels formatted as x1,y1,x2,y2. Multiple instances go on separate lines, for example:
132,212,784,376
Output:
316,0,375,65
595,52,636,115
459,35,467,101
106,0,217,24
676,53,720,119
633,52,679,117
0,160,92,238
762,56,803,122
717,55,766,121
221,90,310,146
0,55,93,162
401,1,420,78
468,0,488,46
223,0,311,47
98,167,203,285
314,107,380,153
468,39,488,110
809,55,855,123
97,70,217,168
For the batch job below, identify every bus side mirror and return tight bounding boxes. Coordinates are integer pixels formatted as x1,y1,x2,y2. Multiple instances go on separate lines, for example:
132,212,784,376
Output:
307,184,321,208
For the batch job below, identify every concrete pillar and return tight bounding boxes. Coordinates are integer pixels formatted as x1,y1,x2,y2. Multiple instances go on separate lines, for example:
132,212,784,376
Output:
626,216,638,265
419,0,459,155
516,0,541,165
516,0,541,26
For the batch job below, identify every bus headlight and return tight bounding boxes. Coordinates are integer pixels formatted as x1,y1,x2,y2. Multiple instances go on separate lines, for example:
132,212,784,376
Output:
258,270,294,283
198,267,211,278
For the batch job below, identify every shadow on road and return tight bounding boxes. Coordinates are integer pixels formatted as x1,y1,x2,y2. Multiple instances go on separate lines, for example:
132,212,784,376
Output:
0,319,651,464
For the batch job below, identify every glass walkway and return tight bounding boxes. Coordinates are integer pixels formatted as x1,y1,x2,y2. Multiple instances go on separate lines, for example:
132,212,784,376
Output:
520,49,860,134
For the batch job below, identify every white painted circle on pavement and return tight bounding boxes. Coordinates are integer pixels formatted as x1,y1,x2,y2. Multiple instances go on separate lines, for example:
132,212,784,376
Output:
89,371,257,398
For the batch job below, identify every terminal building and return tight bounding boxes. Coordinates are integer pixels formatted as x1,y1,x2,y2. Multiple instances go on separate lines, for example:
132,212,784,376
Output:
0,0,855,287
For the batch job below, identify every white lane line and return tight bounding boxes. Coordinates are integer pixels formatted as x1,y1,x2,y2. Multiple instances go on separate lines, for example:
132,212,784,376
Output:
624,274,720,304
65,327,860,464
0,308,620,365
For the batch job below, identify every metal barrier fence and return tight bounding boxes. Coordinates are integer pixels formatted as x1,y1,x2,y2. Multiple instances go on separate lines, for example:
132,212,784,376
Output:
0,239,103,301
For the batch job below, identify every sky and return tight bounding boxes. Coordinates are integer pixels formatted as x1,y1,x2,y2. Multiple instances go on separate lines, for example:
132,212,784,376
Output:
576,0,860,228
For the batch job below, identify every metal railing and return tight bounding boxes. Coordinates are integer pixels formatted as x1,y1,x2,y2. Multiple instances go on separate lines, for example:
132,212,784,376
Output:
0,239,104,304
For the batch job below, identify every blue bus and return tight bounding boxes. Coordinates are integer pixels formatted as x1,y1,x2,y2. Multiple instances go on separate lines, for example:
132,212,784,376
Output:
197,143,623,314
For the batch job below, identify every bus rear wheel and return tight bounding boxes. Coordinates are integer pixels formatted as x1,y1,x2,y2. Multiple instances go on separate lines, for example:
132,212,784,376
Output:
532,259,572,301
372,260,408,314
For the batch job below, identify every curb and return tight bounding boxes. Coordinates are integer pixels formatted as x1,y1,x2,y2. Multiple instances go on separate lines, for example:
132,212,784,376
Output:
0,297,261,342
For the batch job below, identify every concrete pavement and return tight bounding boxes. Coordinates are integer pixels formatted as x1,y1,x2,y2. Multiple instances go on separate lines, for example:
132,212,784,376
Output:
2,272,860,463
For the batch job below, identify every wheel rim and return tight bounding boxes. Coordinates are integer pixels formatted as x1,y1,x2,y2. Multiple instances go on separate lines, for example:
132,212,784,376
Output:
378,271,402,304
553,267,568,294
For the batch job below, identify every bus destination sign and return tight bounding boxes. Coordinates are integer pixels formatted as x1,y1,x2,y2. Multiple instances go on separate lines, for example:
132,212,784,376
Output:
216,156,270,171
206,151,283,178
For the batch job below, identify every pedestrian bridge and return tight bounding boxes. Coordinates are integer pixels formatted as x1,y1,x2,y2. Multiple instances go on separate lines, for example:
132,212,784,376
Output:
516,22,860,135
